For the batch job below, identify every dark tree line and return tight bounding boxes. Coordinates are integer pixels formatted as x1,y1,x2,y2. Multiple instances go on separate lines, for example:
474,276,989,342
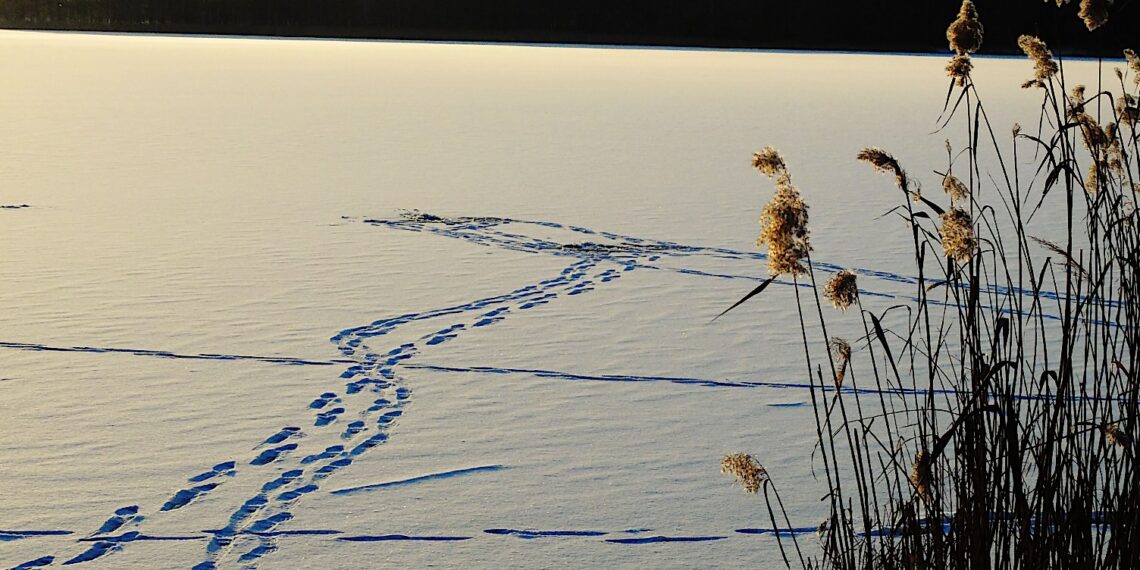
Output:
0,0,1135,56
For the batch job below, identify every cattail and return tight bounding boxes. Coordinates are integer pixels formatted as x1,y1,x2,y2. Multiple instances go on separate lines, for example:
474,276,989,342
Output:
1079,0,1110,31
1018,35,1059,81
912,450,933,504
947,0,983,55
940,208,976,262
857,147,909,191
823,270,859,310
1021,79,1046,89
830,337,852,388
721,453,769,494
1012,122,1022,136
946,54,973,86
943,174,969,202
1125,49,1140,85
755,149,811,276
752,146,787,177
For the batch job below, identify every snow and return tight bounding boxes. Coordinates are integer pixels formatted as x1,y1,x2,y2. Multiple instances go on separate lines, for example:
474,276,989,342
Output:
0,31,1109,568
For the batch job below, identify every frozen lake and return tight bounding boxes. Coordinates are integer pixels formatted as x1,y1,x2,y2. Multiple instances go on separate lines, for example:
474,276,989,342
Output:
0,31,1105,568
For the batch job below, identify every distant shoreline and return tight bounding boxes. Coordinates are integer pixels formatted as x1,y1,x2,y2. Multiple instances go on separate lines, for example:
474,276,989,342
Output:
1,29,1126,63
1,0,1135,59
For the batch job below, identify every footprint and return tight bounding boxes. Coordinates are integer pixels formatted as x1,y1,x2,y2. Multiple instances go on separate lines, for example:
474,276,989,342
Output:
348,433,389,457
314,458,353,478
12,556,54,569
63,541,122,565
250,444,298,466
161,483,219,512
275,485,319,502
92,506,142,535
376,410,403,426
247,513,293,533
341,421,366,439
314,408,345,427
300,446,344,465
308,393,339,409
260,470,303,493
188,461,238,483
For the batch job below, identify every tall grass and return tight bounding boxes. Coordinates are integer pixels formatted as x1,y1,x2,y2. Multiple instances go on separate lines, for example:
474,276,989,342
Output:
719,1,1140,567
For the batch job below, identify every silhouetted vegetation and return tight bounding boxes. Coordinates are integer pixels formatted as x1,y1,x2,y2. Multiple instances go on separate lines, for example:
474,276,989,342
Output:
719,1,1140,567
0,0,1136,56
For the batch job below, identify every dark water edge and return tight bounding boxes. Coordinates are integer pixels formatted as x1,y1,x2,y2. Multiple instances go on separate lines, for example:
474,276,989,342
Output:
1,0,1136,57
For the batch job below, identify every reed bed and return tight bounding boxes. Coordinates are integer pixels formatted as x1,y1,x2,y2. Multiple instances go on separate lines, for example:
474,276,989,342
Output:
719,1,1140,567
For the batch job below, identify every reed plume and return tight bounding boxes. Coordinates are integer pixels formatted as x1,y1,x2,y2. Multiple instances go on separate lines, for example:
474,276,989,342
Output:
946,54,973,87
829,337,852,388
1072,112,1108,151
947,0,983,55
912,450,933,504
939,207,976,262
755,148,811,276
1118,94,1138,126
1104,423,1132,449
943,174,969,202
722,453,769,494
1018,35,1059,81
1126,49,1140,84
1068,84,1087,114
1078,0,1110,31
857,147,908,191
1086,161,1102,194
823,269,858,310
752,146,787,177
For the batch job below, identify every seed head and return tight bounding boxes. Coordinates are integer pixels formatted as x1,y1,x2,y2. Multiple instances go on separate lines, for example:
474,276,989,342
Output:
823,270,859,311
946,54,973,86
1118,95,1138,126
1079,0,1110,31
756,153,811,276
947,0,984,55
1069,84,1087,114
1125,49,1140,85
830,337,852,388
940,208,976,263
857,147,909,191
752,146,787,177
1103,423,1132,449
1018,35,1059,81
943,174,969,202
1069,112,1108,151
1086,161,1102,194
912,450,933,504
721,453,769,494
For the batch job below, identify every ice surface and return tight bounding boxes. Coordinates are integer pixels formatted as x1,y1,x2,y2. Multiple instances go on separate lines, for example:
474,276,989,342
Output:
0,31,1113,568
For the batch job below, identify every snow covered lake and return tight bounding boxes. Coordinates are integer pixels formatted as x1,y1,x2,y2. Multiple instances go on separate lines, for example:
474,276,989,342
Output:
0,31,1104,568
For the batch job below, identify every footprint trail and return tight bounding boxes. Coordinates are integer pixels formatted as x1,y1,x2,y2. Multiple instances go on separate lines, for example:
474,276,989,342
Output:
20,210,1077,567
